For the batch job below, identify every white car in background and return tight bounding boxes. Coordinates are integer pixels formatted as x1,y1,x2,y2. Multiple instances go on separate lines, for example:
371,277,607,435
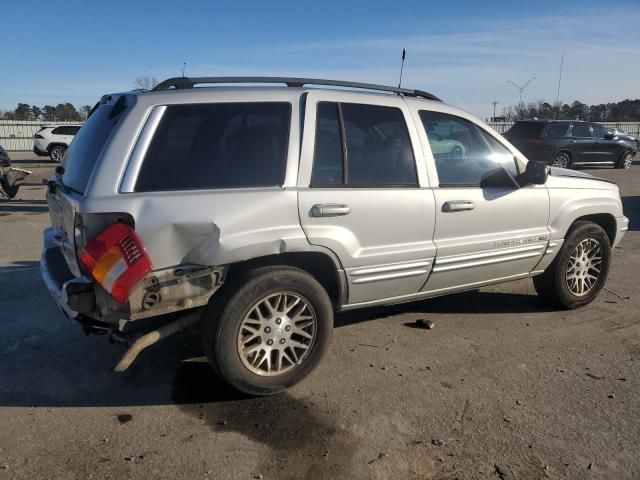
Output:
33,125,81,162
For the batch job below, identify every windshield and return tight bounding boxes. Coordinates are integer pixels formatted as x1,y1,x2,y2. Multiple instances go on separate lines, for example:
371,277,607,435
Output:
61,95,130,194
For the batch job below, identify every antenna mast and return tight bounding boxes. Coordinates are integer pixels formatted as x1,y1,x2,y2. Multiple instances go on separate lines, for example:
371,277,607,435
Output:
398,48,406,89
555,53,564,105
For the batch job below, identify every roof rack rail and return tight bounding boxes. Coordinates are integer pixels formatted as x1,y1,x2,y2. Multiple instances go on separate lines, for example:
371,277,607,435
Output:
152,76,441,101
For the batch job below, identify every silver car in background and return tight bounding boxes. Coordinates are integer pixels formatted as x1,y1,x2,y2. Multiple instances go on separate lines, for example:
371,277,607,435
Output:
40,77,628,395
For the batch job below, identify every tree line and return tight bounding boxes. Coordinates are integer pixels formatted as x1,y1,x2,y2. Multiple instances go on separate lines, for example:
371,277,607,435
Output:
498,99,640,122
0,103,93,122
0,78,160,123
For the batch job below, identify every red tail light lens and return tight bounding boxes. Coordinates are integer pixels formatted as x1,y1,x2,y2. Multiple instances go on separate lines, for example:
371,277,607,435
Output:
34,134,44,139
79,223,152,303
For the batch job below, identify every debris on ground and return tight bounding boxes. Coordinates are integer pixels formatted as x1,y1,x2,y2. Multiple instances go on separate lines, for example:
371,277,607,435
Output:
416,319,435,330
117,413,133,424
604,287,630,301
367,452,387,465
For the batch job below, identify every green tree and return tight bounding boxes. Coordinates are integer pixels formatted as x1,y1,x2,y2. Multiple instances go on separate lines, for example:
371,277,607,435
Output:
14,103,32,120
30,105,42,120
42,105,56,121
54,103,81,121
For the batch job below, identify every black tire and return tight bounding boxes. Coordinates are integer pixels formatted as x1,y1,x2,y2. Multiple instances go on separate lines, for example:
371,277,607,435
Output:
616,151,634,169
551,151,571,169
533,221,611,309
49,145,66,163
202,266,333,396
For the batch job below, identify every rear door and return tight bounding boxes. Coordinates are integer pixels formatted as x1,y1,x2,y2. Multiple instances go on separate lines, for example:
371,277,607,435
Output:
297,91,436,306
409,107,550,293
568,122,597,163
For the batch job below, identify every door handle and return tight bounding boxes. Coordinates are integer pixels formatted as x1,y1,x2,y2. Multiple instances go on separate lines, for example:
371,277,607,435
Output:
442,200,475,212
311,203,351,217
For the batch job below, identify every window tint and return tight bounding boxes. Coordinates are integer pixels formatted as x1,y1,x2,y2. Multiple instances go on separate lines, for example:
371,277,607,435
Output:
62,97,128,194
419,110,518,186
546,123,569,137
571,123,591,137
591,123,607,139
310,102,417,187
51,127,63,135
69,126,81,135
505,122,544,139
311,103,343,185
135,102,291,192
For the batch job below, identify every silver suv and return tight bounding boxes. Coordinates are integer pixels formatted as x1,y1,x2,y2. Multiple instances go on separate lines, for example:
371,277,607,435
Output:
40,77,629,395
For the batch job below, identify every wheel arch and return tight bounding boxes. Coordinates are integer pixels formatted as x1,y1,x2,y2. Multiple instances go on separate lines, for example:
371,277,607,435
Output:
224,251,347,309
47,142,68,153
570,213,617,245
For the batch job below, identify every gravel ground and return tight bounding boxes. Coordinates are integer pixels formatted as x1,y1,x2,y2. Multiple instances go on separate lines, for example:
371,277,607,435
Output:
0,152,639,480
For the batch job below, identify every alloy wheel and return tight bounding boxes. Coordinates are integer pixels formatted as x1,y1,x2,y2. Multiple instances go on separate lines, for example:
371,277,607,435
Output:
237,292,317,376
552,153,569,168
565,238,603,296
622,152,633,169
51,146,65,162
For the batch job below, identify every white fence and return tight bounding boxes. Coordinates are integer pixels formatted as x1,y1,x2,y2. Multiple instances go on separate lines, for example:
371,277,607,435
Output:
0,120,83,151
2,119,639,152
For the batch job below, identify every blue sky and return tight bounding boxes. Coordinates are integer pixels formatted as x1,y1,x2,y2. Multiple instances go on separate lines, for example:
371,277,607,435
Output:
1,0,638,118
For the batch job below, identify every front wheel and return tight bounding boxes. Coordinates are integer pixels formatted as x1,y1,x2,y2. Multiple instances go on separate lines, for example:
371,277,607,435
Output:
202,266,333,396
49,145,66,163
534,221,611,309
616,151,634,169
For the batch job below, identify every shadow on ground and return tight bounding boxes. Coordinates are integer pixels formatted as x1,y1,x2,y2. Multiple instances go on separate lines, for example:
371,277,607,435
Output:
622,195,640,231
0,261,552,409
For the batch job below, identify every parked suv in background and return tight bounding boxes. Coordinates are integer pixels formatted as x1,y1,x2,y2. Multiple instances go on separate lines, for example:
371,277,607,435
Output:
504,120,636,169
33,125,82,162
40,77,628,395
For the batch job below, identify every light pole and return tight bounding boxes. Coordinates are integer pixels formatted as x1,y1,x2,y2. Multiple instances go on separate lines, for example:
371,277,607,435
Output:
492,101,499,121
507,77,536,103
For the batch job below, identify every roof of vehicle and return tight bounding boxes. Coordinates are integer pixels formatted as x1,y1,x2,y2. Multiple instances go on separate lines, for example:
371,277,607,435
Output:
515,119,584,124
142,76,442,102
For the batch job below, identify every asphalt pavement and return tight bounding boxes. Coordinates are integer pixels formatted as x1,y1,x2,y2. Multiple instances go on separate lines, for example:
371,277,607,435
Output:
1,152,639,479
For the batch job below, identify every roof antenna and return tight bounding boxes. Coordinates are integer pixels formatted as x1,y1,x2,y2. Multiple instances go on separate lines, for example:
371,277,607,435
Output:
398,48,406,89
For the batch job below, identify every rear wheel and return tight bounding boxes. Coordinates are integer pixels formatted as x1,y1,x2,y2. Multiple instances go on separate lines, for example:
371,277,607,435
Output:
551,151,571,169
202,266,333,396
616,151,634,169
534,221,611,309
49,145,66,163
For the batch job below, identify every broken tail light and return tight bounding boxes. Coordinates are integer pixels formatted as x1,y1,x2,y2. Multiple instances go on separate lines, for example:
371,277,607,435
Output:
79,223,152,303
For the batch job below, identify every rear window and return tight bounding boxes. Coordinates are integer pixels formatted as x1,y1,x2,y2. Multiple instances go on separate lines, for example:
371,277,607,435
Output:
61,96,128,194
135,102,291,192
506,122,545,139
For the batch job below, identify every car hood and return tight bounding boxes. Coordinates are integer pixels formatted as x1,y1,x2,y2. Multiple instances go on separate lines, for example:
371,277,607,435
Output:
546,167,618,190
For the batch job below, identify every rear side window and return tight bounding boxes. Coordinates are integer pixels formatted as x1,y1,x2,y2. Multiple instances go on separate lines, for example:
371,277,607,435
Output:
546,123,569,137
419,110,518,186
571,123,591,137
52,127,63,135
62,97,128,194
591,123,607,139
506,122,545,139
135,102,291,192
311,101,417,187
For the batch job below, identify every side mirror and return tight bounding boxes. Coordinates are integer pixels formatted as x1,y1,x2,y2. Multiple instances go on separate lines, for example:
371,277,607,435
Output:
520,160,548,186
604,132,615,140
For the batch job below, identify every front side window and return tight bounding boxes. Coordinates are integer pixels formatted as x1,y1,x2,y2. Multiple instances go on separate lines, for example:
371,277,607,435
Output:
571,123,591,138
135,102,291,192
419,110,518,186
311,102,417,187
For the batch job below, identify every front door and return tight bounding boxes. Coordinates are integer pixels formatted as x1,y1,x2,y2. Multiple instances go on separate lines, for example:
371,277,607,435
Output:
411,109,550,293
590,123,618,164
297,91,436,306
